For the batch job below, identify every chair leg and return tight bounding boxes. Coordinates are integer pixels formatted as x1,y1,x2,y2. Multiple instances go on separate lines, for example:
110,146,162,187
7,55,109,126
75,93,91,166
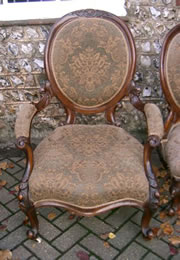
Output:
168,178,180,215
141,204,155,239
18,180,39,240
26,205,39,240
20,201,39,240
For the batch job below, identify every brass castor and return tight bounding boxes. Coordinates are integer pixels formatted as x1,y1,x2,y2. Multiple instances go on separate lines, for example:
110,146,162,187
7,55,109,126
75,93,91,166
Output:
27,229,38,240
142,227,154,240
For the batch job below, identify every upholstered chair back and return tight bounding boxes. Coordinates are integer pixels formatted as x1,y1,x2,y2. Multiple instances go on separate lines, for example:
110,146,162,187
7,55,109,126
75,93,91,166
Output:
45,10,136,114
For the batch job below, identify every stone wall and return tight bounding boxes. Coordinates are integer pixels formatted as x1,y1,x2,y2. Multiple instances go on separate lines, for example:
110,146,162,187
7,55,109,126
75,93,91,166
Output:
0,0,179,147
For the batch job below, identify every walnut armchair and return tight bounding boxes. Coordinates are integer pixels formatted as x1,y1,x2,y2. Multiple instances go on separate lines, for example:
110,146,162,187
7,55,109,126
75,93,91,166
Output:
15,9,163,240
160,24,180,214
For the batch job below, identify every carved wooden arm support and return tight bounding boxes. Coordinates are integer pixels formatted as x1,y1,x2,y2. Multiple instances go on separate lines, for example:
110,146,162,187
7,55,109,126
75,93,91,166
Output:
128,82,145,112
34,82,54,112
127,84,163,209
16,136,33,205
144,142,160,210
143,106,163,210
16,137,33,183
15,82,53,205
143,103,164,210
129,85,163,209
15,103,37,204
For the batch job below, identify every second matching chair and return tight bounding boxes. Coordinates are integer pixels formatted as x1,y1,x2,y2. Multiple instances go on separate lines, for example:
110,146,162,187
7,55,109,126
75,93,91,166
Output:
160,24,180,214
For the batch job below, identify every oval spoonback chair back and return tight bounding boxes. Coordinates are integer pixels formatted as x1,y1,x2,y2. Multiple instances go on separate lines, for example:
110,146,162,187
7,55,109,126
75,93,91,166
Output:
15,9,164,241
45,9,136,115
160,24,180,213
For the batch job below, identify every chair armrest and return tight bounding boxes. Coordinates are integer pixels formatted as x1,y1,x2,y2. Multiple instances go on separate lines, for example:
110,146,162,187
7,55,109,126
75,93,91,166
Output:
15,104,36,204
143,103,163,210
144,103,164,140
15,103,37,139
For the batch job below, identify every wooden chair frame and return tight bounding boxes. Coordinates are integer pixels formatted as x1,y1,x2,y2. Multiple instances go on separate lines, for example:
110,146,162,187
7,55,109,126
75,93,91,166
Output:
15,9,162,240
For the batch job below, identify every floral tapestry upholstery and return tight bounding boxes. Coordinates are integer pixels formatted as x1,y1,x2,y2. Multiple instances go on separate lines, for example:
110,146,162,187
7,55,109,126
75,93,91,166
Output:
165,33,180,108
15,104,37,139
163,122,180,178
50,18,129,108
144,103,164,138
29,125,149,208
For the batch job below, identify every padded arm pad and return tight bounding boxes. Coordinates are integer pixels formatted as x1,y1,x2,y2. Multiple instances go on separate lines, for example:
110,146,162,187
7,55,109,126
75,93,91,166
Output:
15,103,37,139
144,103,164,139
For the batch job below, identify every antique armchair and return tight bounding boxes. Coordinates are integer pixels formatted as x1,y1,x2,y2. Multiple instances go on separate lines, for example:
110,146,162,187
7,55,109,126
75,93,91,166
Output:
15,9,164,240
160,24,180,214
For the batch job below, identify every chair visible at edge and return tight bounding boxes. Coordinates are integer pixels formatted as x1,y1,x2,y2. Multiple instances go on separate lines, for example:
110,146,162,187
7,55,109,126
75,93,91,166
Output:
15,9,164,240
160,24,180,214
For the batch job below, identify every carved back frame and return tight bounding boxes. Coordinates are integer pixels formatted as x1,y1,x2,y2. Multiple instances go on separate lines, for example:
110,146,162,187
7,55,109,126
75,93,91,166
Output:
44,9,136,124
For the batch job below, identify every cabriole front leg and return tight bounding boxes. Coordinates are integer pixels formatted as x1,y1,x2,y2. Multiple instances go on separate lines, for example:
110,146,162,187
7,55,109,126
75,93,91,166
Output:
141,186,159,239
142,203,155,239
16,136,39,240
18,183,39,240
143,138,160,239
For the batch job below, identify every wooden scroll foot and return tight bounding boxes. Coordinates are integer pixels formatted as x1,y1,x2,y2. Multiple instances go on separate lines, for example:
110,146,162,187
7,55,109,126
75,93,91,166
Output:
25,205,39,240
141,205,155,240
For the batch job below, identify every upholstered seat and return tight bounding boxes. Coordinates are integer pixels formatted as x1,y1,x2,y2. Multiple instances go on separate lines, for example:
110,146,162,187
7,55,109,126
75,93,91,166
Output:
29,125,148,207
163,123,180,178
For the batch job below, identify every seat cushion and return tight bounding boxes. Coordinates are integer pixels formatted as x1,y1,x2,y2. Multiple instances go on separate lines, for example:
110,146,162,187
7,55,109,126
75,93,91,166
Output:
29,125,149,208
164,122,180,178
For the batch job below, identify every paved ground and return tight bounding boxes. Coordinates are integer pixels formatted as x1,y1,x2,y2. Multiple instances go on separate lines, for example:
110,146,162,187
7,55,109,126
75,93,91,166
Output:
0,155,180,260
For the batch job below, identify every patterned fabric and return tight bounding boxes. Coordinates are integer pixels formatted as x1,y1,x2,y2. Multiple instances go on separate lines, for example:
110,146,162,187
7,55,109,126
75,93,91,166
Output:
144,103,164,138
166,33,180,108
29,125,149,208
164,122,180,178
51,18,129,108
15,104,37,138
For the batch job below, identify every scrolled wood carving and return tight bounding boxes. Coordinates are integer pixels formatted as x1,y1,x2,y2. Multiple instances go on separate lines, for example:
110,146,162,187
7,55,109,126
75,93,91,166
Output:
16,136,30,149
16,136,33,210
34,81,54,112
148,135,161,148
128,82,145,112
69,9,112,18
144,142,160,211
